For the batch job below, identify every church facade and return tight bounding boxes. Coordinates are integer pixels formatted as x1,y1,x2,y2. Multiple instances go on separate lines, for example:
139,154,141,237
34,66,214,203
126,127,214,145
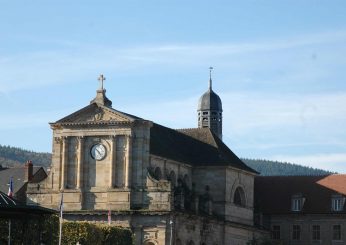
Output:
27,75,266,245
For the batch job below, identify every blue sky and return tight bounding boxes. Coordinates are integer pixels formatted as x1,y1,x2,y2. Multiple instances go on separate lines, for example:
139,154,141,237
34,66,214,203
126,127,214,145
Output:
1,1,346,173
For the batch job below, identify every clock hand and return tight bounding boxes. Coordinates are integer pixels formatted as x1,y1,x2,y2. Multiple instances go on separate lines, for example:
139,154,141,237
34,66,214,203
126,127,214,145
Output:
96,149,101,156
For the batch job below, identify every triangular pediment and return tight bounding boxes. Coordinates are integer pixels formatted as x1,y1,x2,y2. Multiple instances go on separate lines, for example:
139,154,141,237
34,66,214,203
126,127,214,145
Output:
54,103,140,124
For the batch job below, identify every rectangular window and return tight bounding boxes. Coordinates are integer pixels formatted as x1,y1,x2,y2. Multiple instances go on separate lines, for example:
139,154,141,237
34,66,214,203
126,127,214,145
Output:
292,198,302,211
312,225,320,241
272,225,281,240
333,225,341,240
292,225,301,240
332,198,343,211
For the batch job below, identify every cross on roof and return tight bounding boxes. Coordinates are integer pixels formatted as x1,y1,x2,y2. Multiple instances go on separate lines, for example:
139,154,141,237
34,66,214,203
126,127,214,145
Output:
98,74,106,90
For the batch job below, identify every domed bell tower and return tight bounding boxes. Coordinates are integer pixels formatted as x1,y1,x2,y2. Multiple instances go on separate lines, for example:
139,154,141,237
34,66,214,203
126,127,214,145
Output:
197,67,223,139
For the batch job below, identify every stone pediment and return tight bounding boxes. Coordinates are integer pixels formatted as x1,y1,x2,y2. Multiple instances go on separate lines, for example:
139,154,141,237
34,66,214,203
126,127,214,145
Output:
54,104,139,125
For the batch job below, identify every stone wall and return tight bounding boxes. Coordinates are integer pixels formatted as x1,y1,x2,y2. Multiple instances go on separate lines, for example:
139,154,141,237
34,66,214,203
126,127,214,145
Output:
269,214,346,245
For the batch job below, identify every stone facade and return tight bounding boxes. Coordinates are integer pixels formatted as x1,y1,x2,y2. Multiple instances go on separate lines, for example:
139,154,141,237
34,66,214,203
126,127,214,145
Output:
268,214,346,245
27,81,266,244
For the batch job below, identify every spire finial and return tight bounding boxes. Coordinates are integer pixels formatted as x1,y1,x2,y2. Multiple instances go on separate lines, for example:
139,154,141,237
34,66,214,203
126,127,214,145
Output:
209,67,213,89
98,74,106,90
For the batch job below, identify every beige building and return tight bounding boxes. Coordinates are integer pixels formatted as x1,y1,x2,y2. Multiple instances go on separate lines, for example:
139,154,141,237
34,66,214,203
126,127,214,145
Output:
27,75,266,244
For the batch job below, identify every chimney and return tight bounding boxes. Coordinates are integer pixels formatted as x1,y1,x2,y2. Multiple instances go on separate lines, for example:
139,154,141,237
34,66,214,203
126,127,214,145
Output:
25,160,33,182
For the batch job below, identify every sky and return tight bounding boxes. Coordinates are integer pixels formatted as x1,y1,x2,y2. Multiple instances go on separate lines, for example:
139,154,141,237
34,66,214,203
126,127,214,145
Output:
0,1,346,173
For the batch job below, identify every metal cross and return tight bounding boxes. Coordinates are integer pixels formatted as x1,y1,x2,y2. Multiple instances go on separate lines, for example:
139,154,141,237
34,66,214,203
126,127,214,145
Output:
98,74,106,90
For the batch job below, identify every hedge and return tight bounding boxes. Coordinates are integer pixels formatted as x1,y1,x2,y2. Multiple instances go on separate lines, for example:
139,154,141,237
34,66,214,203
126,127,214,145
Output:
0,215,133,245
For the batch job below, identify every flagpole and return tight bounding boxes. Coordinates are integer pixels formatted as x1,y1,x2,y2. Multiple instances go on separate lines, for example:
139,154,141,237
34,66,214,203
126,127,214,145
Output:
7,177,13,245
58,215,62,245
8,219,11,245
58,192,64,245
108,208,111,226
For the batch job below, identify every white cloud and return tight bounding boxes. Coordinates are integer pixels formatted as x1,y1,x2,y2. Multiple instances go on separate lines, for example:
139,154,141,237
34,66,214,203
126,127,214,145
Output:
121,90,346,145
222,91,346,133
1,30,346,92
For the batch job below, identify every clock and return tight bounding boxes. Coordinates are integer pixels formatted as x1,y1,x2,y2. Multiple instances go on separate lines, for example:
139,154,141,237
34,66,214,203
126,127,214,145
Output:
90,144,106,160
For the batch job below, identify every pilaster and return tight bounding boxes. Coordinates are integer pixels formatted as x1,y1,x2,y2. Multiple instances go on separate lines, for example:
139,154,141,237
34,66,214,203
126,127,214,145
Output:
60,136,68,190
109,135,116,188
76,136,84,189
125,135,132,188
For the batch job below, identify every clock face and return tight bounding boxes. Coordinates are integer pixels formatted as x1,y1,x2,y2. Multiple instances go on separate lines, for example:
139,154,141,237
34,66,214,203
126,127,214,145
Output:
90,144,106,160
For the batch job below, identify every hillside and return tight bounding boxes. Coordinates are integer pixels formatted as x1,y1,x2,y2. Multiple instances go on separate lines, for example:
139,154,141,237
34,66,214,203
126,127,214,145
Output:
0,145,51,168
242,158,333,176
0,145,334,176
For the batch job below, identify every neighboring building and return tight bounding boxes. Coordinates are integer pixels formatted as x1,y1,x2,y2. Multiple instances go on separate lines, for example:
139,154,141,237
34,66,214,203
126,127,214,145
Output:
0,191,55,244
27,75,267,245
255,175,346,245
0,161,47,202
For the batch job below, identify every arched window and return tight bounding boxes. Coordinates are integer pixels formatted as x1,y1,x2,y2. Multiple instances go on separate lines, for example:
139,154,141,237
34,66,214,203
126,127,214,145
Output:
154,167,162,180
168,170,176,187
176,238,182,245
183,174,190,187
233,187,246,207
188,240,195,245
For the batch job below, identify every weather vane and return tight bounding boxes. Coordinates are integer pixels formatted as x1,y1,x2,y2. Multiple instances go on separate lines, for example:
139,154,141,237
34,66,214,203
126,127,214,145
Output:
209,67,213,89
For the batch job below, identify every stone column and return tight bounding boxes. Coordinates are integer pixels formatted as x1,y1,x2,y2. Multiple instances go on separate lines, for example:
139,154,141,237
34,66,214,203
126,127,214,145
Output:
76,136,84,189
125,135,132,188
109,135,116,188
60,136,68,190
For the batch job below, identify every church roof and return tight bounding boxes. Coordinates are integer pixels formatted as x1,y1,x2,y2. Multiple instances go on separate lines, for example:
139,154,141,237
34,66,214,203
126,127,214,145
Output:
255,175,346,214
150,124,257,173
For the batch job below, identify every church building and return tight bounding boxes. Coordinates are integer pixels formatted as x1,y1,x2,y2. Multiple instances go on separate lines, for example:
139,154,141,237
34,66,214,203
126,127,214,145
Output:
27,73,266,245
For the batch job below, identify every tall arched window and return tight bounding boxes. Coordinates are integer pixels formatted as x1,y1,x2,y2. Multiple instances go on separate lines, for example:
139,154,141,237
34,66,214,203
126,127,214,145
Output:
183,174,190,187
154,167,162,180
233,187,246,207
168,170,176,187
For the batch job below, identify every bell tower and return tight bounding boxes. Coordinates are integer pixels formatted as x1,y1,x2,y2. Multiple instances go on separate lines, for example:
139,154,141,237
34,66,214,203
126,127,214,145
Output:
197,67,223,139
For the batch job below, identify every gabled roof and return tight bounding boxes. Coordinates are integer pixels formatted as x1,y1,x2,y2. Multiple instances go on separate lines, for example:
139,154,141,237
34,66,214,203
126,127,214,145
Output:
51,103,142,126
0,166,43,194
150,124,257,173
0,191,55,216
255,175,346,215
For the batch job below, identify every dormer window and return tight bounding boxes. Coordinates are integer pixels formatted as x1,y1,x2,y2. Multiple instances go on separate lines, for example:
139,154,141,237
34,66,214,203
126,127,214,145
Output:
291,194,305,211
332,195,345,211
292,199,302,211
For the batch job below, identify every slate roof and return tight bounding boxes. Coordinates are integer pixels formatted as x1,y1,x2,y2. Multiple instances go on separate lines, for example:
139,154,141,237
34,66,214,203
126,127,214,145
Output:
150,124,257,173
0,191,55,216
255,175,346,215
198,88,223,111
0,166,42,194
